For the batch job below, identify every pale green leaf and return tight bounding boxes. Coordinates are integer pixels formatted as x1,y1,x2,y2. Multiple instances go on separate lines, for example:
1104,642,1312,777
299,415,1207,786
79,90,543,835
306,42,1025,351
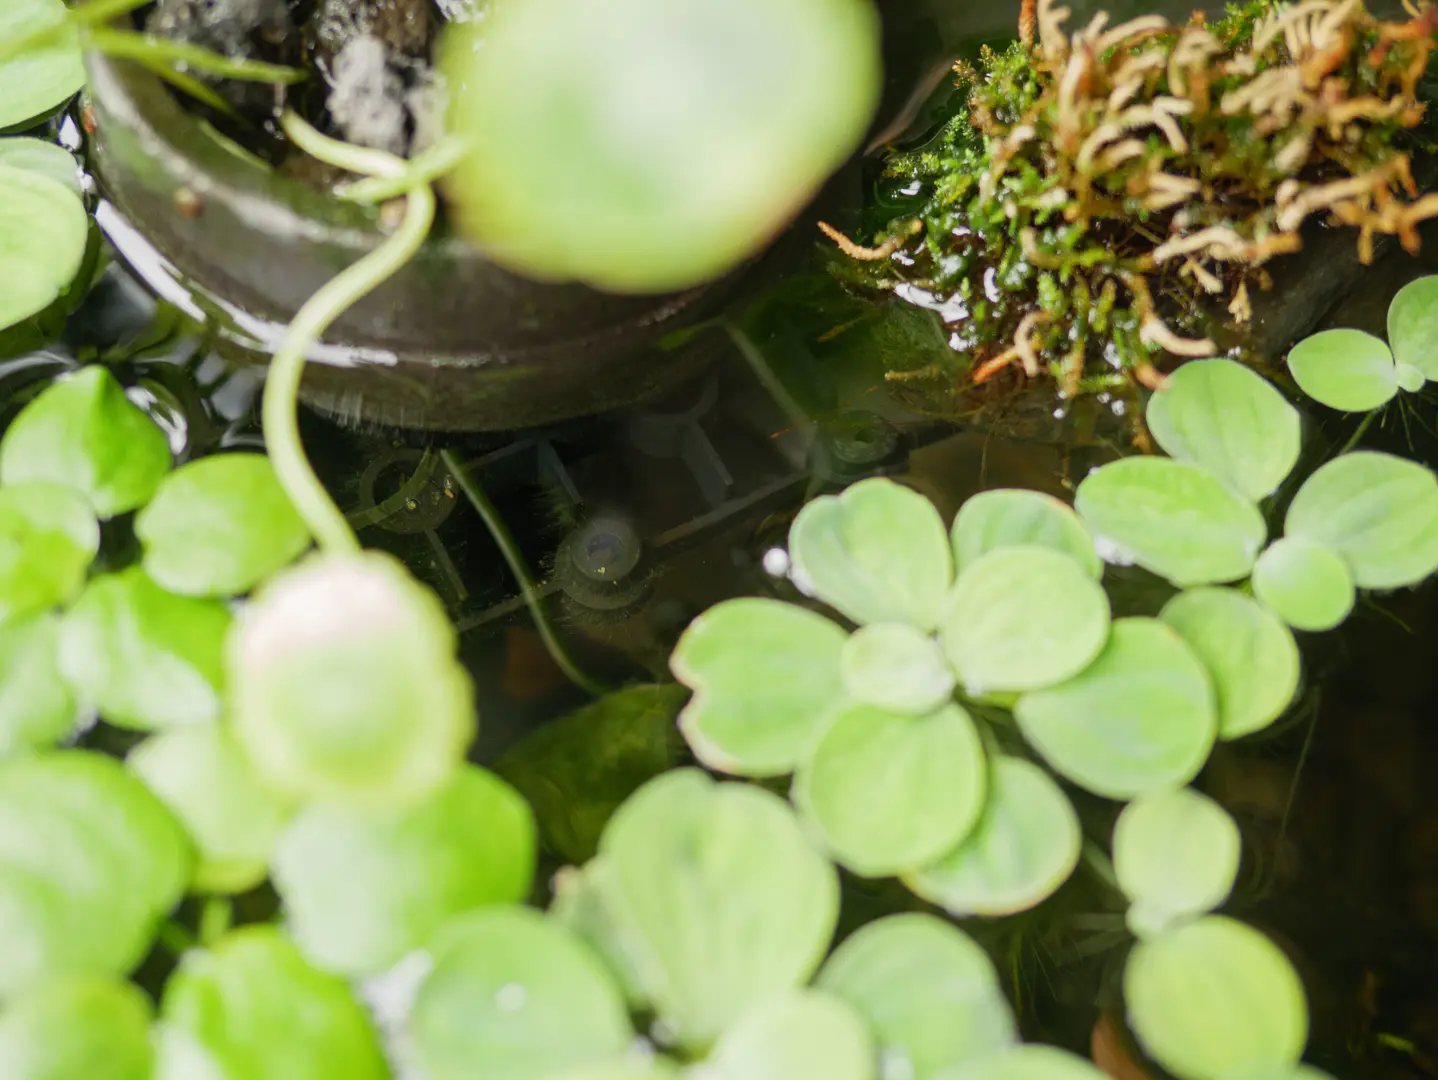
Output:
931,1045,1110,1080
1386,274,1438,380
0,165,87,334
951,489,1102,580
0,138,79,191
0,615,79,754
0,976,153,1080
1113,787,1240,937
1286,328,1397,411
1251,537,1354,632
840,623,955,716
699,990,873,1080
0,483,97,627
0,0,84,130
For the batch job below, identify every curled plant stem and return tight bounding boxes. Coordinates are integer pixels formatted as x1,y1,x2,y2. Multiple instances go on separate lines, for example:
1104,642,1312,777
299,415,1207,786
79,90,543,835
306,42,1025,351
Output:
339,137,470,204
262,112,432,555
440,449,611,699
86,28,306,83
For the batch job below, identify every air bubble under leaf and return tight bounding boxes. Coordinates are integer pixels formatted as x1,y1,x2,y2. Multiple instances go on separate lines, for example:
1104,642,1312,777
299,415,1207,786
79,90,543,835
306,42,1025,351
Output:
136,453,312,598
1113,787,1240,938
598,769,839,1048
1286,328,1398,411
840,622,955,716
1014,618,1217,800
700,990,873,1080
158,927,388,1080
940,545,1110,694
229,551,475,809
0,0,84,131
1159,588,1299,740
0,483,96,628
793,702,986,877
1144,358,1302,501
128,726,294,895
788,477,953,631
273,764,536,977
1251,537,1354,632
0,366,172,519
0,976,154,1080
411,907,633,1080
673,597,848,777
951,489,1102,580
1283,450,1438,589
1075,458,1266,587
58,568,230,731
1387,274,1438,380
0,615,79,753
816,913,1017,1080
906,756,1081,917
1125,917,1308,1080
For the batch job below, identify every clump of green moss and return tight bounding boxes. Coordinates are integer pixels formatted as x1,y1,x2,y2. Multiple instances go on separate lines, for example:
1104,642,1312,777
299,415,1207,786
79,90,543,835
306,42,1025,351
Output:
829,0,1438,426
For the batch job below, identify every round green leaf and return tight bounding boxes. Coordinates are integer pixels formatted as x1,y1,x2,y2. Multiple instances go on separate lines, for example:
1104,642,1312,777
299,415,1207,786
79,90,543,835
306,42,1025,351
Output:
128,725,295,895
672,597,847,777
0,615,79,753
229,551,475,809
598,768,839,1048
158,927,388,1080
932,1045,1109,1080
788,477,953,631
549,856,649,1009
1386,274,1438,380
59,568,229,731
0,0,84,130
411,906,633,1080
840,622,955,715
0,366,172,518
1075,458,1267,587
1145,358,1302,502
440,0,881,293
0,976,153,1080
794,702,986,877
0,138,79,191
273,764,536,977
951,489,1102,580
1251,537,1354,632
940,545,1110,695
1114,787,1240,938
136,453,312,598
701,989,873,1080
1286,328,1398,412
906,756,1081,917
1125,917,1308,1080
1159,588,1299,740
0,483,97,627
1219,1068,1337,1080
1014,618,1217,800
0,167,85,334
1284,450,1438,589
816,913,1017,1079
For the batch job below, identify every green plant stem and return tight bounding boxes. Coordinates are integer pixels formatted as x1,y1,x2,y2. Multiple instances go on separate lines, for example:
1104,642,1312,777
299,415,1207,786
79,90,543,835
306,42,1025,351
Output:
339,137,470,204
440,449,611,698
1336,410,1378,455
85,28,306,83
131,54,237,117
199,896,233,948
262,112,432,555
157,918,197,956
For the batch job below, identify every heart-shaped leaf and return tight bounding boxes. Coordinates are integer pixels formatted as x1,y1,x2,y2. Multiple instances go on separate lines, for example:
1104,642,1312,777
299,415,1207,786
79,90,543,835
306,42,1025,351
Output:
816,913,1017,1079
1159,588,1299,740
940,546,1110,695
699,990,873,1080
1251,537,1354,632
273,764,536,976
840,622,955,715
1125,917,1308,1080
598,769,839,1049
127,725,295,895
0,483,97,628
1283,450,1438,589
228,551,475,809
1113,787,1240,938
137,453,312,597
906,756,1081,917
788,477,953,631
951,489,1102,580
1386,274,1438,381
0,976,153,1080
1014,618,1217,800
672,597,847,777
157,927,389,1080
549,857,649,1009
0,0,84,130
1286,328,1398,411
411,906,634,1080
59,568,230,731
0,615,79,753
0,138,79,191
0,367,172,518
1075,457,1266,587
793,702,986,877
1144,358,1302,501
